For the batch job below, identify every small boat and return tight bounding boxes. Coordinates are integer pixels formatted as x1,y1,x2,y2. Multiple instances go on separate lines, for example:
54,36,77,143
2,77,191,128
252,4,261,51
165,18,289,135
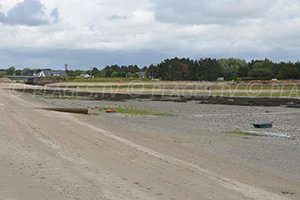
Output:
252,123,273,129
106,109,117,113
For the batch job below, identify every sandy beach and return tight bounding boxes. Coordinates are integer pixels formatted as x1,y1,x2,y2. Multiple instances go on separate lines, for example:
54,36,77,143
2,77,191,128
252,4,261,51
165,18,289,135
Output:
0,82,299,200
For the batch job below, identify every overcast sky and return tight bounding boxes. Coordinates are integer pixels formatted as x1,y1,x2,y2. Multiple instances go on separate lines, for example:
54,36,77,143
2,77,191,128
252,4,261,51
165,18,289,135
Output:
0,0,299,69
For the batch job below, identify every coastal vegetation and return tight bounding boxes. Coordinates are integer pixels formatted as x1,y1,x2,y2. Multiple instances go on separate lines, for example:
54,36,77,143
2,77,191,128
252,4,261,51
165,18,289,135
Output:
1,57,300,81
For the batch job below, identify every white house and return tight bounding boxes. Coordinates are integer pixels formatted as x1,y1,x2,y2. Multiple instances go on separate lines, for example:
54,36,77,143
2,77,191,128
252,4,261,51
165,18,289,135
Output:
38,70,67,77
217,77,225,81
78,73,91,78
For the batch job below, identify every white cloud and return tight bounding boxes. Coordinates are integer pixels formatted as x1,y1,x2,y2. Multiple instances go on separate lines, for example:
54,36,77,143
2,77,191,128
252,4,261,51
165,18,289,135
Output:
0,0,59,26
0,0,299,68
151,0,272,25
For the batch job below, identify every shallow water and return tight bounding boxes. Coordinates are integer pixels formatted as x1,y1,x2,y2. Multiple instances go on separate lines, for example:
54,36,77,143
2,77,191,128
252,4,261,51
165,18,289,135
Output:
248,131,291,139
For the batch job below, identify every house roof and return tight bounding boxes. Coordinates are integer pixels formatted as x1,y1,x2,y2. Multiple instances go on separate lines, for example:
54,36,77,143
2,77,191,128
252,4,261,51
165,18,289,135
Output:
41,70,67,76
79,73,90,76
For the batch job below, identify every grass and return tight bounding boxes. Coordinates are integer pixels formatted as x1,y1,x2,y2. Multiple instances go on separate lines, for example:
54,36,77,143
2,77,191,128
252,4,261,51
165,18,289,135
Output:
208,91,299,98
44,95,89,100
209,84,299,91
39,88,299,99
98,106,170,116
225,131,258,137
66,77,151,82
62,85,156,89
54,82,299,98
57,84,299,90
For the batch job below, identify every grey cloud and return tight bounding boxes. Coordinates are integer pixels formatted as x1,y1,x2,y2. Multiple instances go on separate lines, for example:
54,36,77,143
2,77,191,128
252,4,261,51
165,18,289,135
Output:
0,48,168,69
0,0,59,26
1,45,297,69
108,15,128,21
50,8,60,23
0,12,5,21
151,0,271,25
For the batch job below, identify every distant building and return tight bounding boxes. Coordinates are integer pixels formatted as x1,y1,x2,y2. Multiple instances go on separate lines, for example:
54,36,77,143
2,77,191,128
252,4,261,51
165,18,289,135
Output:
136,72,146,78
65,64,69,71
78,73,91,78
217,77,225,81
38,70,67,77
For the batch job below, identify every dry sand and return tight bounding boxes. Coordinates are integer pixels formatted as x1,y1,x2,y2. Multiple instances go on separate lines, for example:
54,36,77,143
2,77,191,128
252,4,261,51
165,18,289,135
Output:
0,82,299,200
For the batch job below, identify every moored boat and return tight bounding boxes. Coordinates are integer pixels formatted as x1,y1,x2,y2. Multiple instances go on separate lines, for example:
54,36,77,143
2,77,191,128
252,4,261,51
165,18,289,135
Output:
252,123,273,129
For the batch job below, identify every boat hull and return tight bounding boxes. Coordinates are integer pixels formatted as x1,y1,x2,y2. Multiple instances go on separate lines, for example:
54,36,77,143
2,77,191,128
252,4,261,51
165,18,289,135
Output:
253,123,273,128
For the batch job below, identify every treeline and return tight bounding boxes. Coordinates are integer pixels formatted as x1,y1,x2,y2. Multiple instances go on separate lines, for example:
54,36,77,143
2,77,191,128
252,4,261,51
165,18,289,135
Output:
79,58,300,80
69,58,300,81
0,67,34,76
1,58,300,80
147,58,300,81
68,65,146,78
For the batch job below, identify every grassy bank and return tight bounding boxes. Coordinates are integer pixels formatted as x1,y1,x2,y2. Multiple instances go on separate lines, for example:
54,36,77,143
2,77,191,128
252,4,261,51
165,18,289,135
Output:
66,77,151,82
98,106,170,116
225,131,258,137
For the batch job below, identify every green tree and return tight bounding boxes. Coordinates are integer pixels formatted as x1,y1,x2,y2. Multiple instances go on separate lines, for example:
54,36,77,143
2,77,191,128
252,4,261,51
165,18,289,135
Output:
15,70,22,75
6,67,16,75
237,65,249,77
218,58,248,80
90,67,99,76
111,71,119,77
67,70,83,77
21,68,33,76
248,68,273,79
197,58,221,81
277,64,300,79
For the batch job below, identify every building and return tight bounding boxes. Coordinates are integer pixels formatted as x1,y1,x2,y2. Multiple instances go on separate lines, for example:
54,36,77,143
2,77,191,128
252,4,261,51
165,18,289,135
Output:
136,71,146,78
78,73,91,78
217,77,225,81
38,70,67,77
